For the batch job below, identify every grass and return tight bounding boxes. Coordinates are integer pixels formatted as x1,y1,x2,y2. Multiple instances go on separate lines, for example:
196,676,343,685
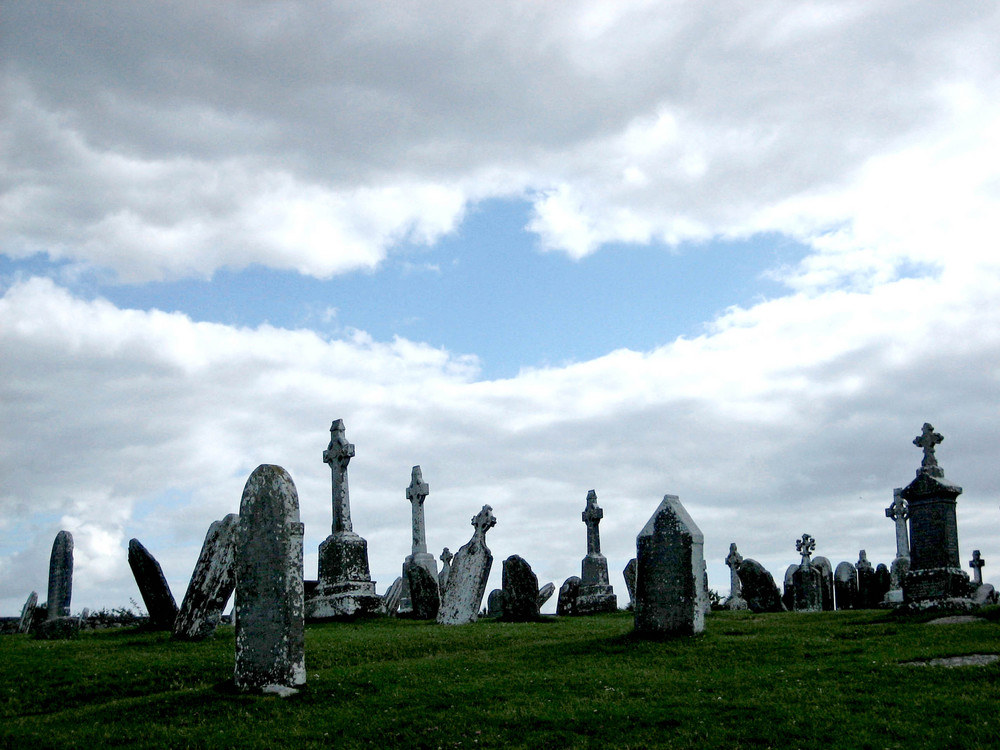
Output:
2,609,1000,749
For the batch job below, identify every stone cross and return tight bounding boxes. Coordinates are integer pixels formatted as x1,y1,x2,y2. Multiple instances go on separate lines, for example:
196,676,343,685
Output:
884,488,910,559
913,422,944,477
856,549,872,571
795,533,816,566
407,465,430,556
725,543,743,598
323,418,356,534
969,550,986,586
440,547,453,567
472,504,497,541
582,489,604,556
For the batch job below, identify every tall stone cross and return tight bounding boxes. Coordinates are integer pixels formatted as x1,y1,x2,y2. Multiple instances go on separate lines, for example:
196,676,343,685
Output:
884,488,910,559
969,549,986,586
582,489,604,556
323,419,355,534
913,422,944,477
407,465,430,556
795,533,816,566
725,543,743,598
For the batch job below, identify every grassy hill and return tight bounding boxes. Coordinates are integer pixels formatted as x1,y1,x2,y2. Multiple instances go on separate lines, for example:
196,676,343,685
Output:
3,609,999,748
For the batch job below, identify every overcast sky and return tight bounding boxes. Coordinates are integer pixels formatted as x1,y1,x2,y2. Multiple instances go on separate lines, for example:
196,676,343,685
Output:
3,1,1000,616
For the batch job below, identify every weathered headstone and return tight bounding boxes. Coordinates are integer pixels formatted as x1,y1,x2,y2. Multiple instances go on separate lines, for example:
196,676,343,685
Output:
812,556,834,611
486,588,503,618
973,583,997,606
875,563,891,604
884,487,910,604
47,530,73,620
737,559,785,613
791,534,822,612
438,548,453,593
901,423,971,604
17,591,38,634
724,543,748,610
572,490,618,615
234,464,305,692
33,616,80,640
834,561,858,610
173,514,239,640
405,562,440,620
623,558,637,609
400,466,438,613
557,577,581,616
307,420,381,619
382,576,404,616
634,494,706,637
128,538,179,630
782,564,797,611
437,505,496,625
855,550,876,609
537,582,555,610
969,550,986,588
501,555,540,622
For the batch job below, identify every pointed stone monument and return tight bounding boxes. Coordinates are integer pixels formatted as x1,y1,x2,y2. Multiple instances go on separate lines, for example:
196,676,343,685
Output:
128,539,179,630
173,514,239,640
724,543,748,610
437,505,496,625
306,419,381,619
47,530,73,619
791,534,822,612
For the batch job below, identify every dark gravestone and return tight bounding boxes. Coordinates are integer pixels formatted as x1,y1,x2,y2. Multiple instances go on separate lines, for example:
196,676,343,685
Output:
812,556,834,611
874,563,891,605
18,591,38,634
737,559,785,613
34,616,80,640
575,490,617,614
791,534,822,612
128,539,179,630
537,582,555,610
400,466,438,614
557,576,582,616
437,505,496,625
173,514,239,640
724,544,748,610
782,564,797,611
501,555,540,622
234,464,305,692
855,550,876,609
623,558,637,609
405,562,440,620
834,561,858,610
47,530,73,619
486,588,503,618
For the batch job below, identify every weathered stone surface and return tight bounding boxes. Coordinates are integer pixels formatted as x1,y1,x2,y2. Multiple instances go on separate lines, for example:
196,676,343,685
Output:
791,534,822,613
537,582,555,609
634,494,706,638
47,531,73,620
33,615,80,640
486,588,503,618
782,564,797,611
400,466,438,613
234,464,305,692
17,591,37,634
501,555,540,622
812,556,834,611
834,561,858,610
382,576,404,616
736,559,785,613
174,514,238,640
574,490,617,614
855,550,876,609
973,583,997,606
724,543,748,610
874,563,891,605
128,538,179,630
404,562,440,620
438,548,453,593
557,577,581,616
969,550,986,587
623,558,637,609
437,505,496,625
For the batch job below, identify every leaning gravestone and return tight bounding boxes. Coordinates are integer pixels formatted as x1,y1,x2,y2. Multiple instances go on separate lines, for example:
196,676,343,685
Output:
834,561,858,610
382,576,404,616
737,559,785,613
791,534,822,612
18,591,38,634
128,539,179,630
537,582,555,609
173,513,239,640
623,558,637,609
405,562,440,620
234,464,305,693
557,577,582,616
47,530,74,620
501,555,540,622
634,494,706,637
437,505,497,625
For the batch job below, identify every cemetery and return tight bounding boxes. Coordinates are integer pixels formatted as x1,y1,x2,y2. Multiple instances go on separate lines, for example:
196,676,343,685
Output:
3,421,1000,746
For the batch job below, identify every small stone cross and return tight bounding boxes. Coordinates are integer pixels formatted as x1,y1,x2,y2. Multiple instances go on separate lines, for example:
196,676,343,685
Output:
913,422,944,477
323,419,356,534
969,550,986,586
795,533,816,566
471,505,497,541
725,543,743,598
856,549,872,571
582,489,604,556
885,488,910,559
407,465,430,555
439,547,453,567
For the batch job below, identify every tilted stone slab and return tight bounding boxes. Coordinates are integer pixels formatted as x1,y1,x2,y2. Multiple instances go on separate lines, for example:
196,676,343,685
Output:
623,558,637,608
537,582,555,609
128,538,179,630
500,555,540,622
404,562,440,620
437,505,496,625
737,559,785,613
18,591,38,634
382,576,404,616
173,513,239,640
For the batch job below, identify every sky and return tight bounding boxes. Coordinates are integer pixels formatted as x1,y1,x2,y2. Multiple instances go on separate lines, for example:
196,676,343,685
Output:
2,1,1000,617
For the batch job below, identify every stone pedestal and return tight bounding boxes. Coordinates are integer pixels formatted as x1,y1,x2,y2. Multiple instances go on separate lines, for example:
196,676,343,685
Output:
306,531,381,619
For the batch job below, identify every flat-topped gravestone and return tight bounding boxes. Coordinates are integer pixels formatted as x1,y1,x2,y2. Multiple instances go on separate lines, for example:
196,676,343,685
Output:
501,555,540,622
173,514,239,640
437,505,496,625
307,420,381,619
737,559,785,613
791,534,822,612
724,544,748,610
623,558,637,609
18,591,38,634
834,561,858,610
572,490,617,615
634,494,706,638
47,530,73,620
128,539,179,630
557,577,582,616
812,556,834,611
234,464,305,692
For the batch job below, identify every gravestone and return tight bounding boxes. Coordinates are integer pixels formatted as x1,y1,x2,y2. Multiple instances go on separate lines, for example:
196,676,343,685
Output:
736,559,785,613
501,555,540,621
573,490,618,615
834,561,858,610
791,534,822,612
875,563,891,604
382,576,404,616
307,420,381,619
173,513,239,640
855,550,876,609
634,494,705,637
128,538,179,630
234,464,306,692
400,466,438,613
437,505,496,625
812,556,834,611
47,530,73,620
557,577,582,616
969,550,985,588
782,565,797,611
724,543,748,610
901,424,971,604
438,548,453,592
884,488,910,604
405,562,440,620
537,582,555,609
486,588,503,618
18,591,38,634
623,558,637,609
34,616,81,640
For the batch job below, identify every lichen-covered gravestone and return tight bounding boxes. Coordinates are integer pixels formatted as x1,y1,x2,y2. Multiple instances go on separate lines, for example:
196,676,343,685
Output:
557,577,582,616
791,534,822,612
812,556,834,611
537,582,555,609
884,488,910,604
724,544,748,610
18,591,38,634
128,539,179,630
382,576,404,616
437,505,496,625
500,555,540,622
834,561,858,610
234,464,305,693
47,530,73,620
405,562,440,620
173,514,239,640
438,548,453,592
573,490,618,614
634,494,706,637
400,466,439,614
737,559,785,613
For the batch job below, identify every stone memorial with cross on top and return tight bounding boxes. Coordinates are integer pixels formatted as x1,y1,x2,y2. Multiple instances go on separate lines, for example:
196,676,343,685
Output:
399,465,438,615
969,550,986,587
573,490,617,615
724,543,749,610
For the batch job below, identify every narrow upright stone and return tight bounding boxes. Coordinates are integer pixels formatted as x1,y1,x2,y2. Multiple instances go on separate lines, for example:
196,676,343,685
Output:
438,548,453,592
724,543,748,610
437,505,496,625
18,591,38,634
173,514,239,640
500,555,540,621
791,534,822,612
47,531,73,619
623,558,637,609
834,561,858,610
884,487,910,604
634,494,705,638
400,466,438,612
574,490,617,614
812,556,834,611
128,539,179,630
234,464,305,692
855,550,876,609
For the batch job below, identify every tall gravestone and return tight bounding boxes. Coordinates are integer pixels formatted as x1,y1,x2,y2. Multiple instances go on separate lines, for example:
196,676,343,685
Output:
306,420,380,619
737,559,785,613
234,464,305,693
855,550,876,609
574,490,618,614
812,556,834,611
791,534,822,612
437,505,496,625
501,554,540,621
634,494,705,638
405,563,441,620
901,423,971,604
724,543,748,610
47,530,73,619
173,513,239,640
834,561,858,610
400,466,438,614
128,539,179,630
884,488,910,604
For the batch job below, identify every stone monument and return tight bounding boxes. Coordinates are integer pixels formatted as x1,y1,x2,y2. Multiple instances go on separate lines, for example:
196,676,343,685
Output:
884,488,910,603
47,530,73,619
834,561,858,610
500,554,540,621
382,576,404,616
306,420,381,619
18,591,38,634
724,543,748,610
234,464,306,693
855,550,876,609
791,534,822,612
623,558,637,609
736,559,785,613
557,577,582,616
574,490,618,614
812,556,834,611
537,582,555,609
437,505,496,625
404,563,440,620
173,514,239,640
400,466,438,613
438,548,453,592
969,550,985,588
128,538,179,630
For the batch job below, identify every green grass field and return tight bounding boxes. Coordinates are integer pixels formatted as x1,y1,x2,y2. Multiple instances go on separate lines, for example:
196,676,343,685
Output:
3,609,1000,749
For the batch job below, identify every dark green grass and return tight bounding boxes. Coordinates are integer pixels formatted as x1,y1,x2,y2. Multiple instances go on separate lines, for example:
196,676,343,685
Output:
3,610,1000,749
